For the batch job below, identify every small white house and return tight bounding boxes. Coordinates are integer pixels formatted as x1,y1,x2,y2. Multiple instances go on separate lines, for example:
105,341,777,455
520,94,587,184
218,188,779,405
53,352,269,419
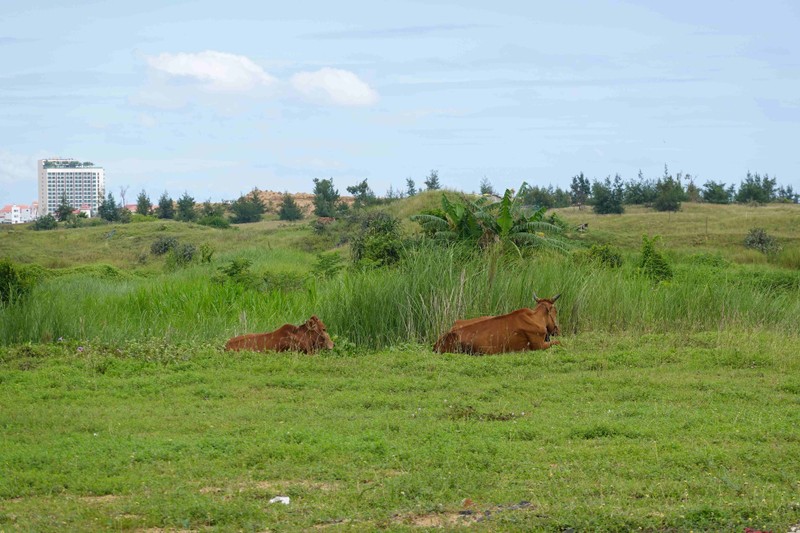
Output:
0,203,38,224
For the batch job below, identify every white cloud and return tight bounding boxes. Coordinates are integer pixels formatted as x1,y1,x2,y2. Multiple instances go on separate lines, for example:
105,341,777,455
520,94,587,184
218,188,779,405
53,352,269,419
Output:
145,51,276,93
290,68,379,107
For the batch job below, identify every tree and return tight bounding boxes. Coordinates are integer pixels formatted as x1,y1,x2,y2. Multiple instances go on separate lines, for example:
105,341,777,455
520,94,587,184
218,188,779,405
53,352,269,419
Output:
278,192,303,221
653,175,685,212
411,184,565,253
119,185,130,207
54,192,73,222
346,179,376,209
175,191,197,222
229,189,266,223
735,172,776,204
313,178,342,217
479,177,495,195
570,172,591,206
98,192,120,222
684,175,701,202
405,178,417,197
776,185,799,204
624,170,658,205
424,169,441,191
701,181,733,204
32,214,58,231
156,192,175,219
200,199,225,218
591,175,625,214
136,190,152,216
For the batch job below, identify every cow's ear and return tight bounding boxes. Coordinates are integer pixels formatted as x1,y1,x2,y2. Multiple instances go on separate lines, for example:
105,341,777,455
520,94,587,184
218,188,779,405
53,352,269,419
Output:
552,293,561,302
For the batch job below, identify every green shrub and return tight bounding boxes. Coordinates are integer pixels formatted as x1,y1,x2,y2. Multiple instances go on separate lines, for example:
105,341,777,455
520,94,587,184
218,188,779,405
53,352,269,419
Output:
744,228,781,255
351,212,403,268
32,214,58,231
572,244,622,269
199,243,214,264
150,236,178,256
166,243,196,269
198,215,231,229
689,253,731,269
262,271,306,292
0,260,32,305
213,257,261,289
312,252,345,279
638,235,672,282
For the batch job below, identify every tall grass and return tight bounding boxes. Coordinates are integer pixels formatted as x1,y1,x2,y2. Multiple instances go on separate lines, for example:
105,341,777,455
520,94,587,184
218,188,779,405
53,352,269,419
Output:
2,245,798,347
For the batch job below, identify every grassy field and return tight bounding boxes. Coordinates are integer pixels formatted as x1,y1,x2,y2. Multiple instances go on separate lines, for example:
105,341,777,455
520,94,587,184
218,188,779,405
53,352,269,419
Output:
1,198,799,531
2,332,799,531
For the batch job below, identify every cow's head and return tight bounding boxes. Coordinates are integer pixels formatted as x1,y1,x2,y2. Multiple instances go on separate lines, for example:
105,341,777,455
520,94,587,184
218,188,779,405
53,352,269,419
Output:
533,292,561,337
303,315,335,351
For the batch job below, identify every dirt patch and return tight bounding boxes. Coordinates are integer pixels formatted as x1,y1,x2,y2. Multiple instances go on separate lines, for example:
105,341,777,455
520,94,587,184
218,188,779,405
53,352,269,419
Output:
253,480,340,492
79,494,119,504
392,501,534,528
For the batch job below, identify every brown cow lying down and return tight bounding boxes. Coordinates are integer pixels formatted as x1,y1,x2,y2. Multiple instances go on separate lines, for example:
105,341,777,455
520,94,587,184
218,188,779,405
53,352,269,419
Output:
224,315,334,354
434,294,561,354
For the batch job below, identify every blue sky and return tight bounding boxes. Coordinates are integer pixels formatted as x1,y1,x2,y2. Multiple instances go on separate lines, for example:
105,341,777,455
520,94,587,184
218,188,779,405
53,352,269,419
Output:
1,0,798,205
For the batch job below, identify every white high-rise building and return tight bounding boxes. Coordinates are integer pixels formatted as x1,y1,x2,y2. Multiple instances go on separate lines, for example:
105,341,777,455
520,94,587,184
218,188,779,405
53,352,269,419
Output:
37,158,105,217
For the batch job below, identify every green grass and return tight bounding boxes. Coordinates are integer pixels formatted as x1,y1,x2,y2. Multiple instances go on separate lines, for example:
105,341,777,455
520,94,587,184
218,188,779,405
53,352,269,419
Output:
2,199,800,531
1,333,798,531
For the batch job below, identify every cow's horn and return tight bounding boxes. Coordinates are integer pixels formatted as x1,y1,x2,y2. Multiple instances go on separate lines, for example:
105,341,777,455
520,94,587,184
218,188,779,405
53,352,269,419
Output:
552,293,561,302
532,291,539,302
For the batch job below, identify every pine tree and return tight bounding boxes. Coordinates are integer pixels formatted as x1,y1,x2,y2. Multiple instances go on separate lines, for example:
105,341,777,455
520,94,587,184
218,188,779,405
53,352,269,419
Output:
479,177,495,195
135,190,152,216
176,191,197,222
156,192,175,219
424,169,441,191
405,178,417,197
312,178,341,217
229,189,266,223
54,192,73,222
278,192,303,221
346,179,376,209
98,192,121,221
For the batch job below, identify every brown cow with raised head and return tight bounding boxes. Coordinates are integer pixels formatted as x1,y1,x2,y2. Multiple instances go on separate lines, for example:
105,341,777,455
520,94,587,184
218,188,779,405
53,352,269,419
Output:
224,315,334,354
434,294,561,354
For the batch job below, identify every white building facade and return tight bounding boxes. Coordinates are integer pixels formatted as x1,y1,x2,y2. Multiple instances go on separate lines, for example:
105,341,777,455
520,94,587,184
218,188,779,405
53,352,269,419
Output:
37,158,105,217
0,203,38,224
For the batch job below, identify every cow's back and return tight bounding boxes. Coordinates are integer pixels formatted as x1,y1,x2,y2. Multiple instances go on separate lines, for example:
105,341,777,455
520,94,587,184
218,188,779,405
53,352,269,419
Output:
224,324,297,352
437,308,547,354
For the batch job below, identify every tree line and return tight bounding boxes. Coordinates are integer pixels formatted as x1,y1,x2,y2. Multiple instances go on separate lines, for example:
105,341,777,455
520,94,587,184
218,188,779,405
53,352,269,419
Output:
39,166,797,231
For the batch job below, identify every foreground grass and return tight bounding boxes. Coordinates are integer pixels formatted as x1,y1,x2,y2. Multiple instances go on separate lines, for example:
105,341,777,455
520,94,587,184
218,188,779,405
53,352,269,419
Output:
2,333,799,531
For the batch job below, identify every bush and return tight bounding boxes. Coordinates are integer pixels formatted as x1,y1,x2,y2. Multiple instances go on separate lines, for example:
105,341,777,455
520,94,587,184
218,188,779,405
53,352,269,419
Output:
213,258,261,289
689,253,731,269
150,236,178,256
638,235,672,282
351,212,403,268
0,260,33,305
198,215,231,229
32,214,58,231
199,243,214,264
744,228,781,255
311,252,345,279
572,244,622,269
166,243,196,269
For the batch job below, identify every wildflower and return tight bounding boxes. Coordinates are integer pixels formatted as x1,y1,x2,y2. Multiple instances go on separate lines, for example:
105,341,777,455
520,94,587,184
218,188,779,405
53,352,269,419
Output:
77,346,84,352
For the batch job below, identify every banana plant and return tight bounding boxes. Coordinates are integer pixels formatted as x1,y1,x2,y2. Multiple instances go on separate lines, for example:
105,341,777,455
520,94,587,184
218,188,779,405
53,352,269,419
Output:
411,184,566,253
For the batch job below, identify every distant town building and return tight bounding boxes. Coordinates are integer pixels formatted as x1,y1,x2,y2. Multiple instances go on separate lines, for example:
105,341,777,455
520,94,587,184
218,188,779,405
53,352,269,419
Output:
0,202,38,224
37,158,105,217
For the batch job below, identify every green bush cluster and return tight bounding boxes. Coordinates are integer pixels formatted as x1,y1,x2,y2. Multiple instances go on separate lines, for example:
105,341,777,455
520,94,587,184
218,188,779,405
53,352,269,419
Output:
0,260,36,305
638,235,673,282
166,243,197,270
350,212,403,268
744,228,781,255
150,236,178,256
573,244,623,269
